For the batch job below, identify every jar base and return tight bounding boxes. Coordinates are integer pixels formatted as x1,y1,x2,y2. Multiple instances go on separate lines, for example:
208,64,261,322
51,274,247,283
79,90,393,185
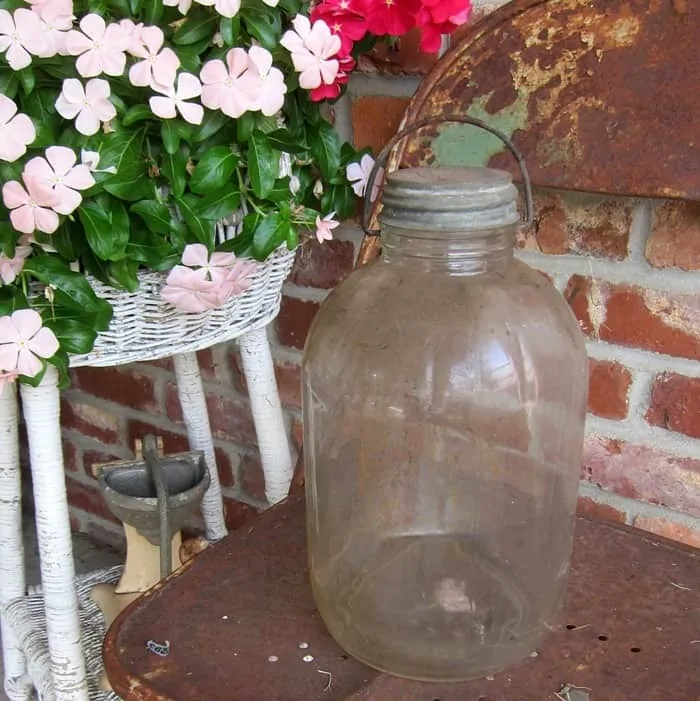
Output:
312,532,553,683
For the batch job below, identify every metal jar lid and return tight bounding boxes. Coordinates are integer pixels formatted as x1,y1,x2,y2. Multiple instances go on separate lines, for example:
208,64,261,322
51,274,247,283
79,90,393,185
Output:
378,166,519,232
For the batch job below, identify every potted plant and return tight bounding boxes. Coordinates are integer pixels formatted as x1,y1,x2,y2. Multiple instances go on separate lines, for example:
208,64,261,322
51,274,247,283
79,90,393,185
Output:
0,0,472,389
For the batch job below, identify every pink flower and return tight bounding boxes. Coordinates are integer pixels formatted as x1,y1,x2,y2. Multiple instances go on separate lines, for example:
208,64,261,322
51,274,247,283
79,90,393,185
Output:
150,73,204,125
281,16,341,91
55,78,116,136
161,244,257,313
24,146,95,216
346,154,382,200
211,0,242,18
315,212,339,243
200,48,258,118
247,46,287,117
120,18,146,56
24,0,73,17
33,2,73,58
0,370,19,397
0,309,59,378
0,245,31,285
359,0,421,36
128,26,180,88
0,95,35,163
3,174,61,235
311,0,367,54
163,0,194,14
0,8,43,70
65,14,129,77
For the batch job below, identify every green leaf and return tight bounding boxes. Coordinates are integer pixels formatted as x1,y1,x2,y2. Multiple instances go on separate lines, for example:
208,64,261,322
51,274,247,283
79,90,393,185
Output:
172,11,218,45
161,121,180,155
241,4,281,50
193,110,229,143
23,254,113,319
175,196,214,245
141,0,163,23
285,226,299,250
248,130,277,199
189,147,239,195
311,120,341,181
50,222,87,261
252,212,291,260
96,129,145,175
102,161,153,201
236,112,256,143
131,200,173,235
193,187,241,220
161,147,188,198
17,67,35,95
79,201,129,261
127,228,178,270
108,258,140,292
123,105,153,127
266,178,292,203
322,183,356,220
44,318,99,355
265,128,307,154
0,69,18,99
219,15,239,45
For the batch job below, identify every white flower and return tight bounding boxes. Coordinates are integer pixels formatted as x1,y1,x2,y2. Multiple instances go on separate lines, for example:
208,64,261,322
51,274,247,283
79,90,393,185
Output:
55,78,117,136
163,0,194,14
80,150,117,174
280,16,340,90
346,154,382,201
150,73,204,125
0,8,42,70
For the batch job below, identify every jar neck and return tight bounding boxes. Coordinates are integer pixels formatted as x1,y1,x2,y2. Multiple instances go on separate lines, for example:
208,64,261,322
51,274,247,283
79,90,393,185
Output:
381,225,516,275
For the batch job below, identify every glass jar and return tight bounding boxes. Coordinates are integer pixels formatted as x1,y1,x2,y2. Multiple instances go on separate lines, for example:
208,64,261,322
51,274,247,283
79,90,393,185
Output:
302,166,588,682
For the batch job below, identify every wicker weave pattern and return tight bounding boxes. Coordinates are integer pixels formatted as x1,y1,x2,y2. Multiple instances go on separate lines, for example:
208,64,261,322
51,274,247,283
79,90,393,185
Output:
5,567,124,701
70,247,296,368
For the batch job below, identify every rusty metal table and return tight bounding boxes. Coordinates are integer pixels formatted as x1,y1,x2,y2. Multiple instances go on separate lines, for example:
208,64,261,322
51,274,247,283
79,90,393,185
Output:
104,494,700,701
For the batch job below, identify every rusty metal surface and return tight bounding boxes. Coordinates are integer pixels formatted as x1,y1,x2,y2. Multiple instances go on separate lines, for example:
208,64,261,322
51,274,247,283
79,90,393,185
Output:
104,495,700,701
358,0,700,266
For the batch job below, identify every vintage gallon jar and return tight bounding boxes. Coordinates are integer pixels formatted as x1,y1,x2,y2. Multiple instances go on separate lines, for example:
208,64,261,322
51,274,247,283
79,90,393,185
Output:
302,164,588,681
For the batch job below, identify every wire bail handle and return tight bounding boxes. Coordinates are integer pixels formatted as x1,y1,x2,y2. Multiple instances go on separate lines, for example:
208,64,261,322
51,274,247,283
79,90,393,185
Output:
361,115,535,237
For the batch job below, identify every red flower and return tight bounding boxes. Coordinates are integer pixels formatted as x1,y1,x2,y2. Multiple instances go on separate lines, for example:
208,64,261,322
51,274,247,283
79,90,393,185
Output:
311,0,367,54
359,0,421,37
310,53,355,102
416,0,472,53
420,0,472,25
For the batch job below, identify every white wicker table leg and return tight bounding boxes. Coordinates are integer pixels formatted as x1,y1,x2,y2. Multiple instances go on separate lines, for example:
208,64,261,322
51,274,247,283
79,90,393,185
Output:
20,368,89,701
238,327,293,505
173,352,227,541
0,384,30,701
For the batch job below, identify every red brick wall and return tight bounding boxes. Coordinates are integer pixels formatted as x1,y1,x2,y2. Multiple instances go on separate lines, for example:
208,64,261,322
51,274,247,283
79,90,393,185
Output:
58,0,700,549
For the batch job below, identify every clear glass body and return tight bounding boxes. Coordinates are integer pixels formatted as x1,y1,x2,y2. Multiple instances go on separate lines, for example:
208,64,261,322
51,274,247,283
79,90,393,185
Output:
302,223,588,682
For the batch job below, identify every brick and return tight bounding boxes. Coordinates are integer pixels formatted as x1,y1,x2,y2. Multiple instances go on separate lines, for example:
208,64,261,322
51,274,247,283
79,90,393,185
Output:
646,373,700,439
126,418,189,455
225,354,301,409
239,452,265,502
565,276,700,360
646,200,700,270
275,297,320,351
521,191,631,259
275,362,302,409
360,28,440,76
139,356,173,371
70,366,157,412
587,359,632,420
291,418,304,453
196,347,218,383
214,446,237,489
583,435,700,518
65,477,120,524
350,96,410,154
63,439,79,473
223,496,259,531
227,351,247,395
633,515,700,549
206,393,257,446
289,239,355,290
576,496,627,524
61,397,121,444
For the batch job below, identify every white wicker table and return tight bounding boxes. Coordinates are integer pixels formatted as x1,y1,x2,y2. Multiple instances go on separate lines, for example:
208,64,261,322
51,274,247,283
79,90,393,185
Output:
0,248,296,701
